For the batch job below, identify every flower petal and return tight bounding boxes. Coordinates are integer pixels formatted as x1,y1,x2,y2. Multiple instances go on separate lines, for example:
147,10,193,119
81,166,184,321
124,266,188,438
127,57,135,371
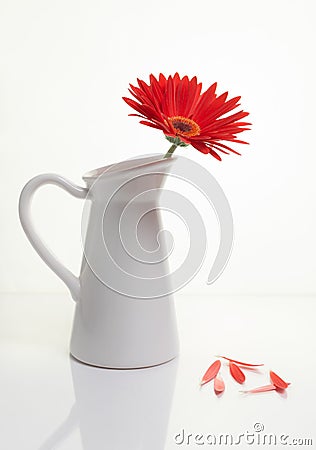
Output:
139,120,164,130
241,384,276,394
200,360,221,386
122,97,163,122
270,371,290,390
193,83,218,119
229,362,246,383
209,148,222,161
175,75,189,115
191,141,210,154
185,77,203,117
206,141,242,155
163,75,176,117
218,356,264,367
214,374,225,394
206,111,250,130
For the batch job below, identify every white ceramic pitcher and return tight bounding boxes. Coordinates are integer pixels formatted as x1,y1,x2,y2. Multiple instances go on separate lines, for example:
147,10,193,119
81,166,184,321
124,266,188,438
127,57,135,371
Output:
19,154,233,368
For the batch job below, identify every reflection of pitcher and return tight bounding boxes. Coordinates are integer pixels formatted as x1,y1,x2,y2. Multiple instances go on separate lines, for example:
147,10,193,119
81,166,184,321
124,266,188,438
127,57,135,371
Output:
19,154,233,368
39,357,178,450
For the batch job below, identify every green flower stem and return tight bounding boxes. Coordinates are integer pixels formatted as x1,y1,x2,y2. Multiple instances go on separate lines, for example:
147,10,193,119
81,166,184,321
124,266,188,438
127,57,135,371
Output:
163,144,178,158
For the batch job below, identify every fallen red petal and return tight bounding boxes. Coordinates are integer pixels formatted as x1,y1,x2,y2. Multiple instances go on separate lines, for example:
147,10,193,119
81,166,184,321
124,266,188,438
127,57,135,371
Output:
241,384,276,394
200,360,221,386
218,355,264,367
270,370,290,389
229,362,246,383
214,374,225,394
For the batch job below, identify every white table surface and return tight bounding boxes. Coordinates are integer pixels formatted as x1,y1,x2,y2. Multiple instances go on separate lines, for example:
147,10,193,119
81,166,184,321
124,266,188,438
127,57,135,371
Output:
0,293,315,450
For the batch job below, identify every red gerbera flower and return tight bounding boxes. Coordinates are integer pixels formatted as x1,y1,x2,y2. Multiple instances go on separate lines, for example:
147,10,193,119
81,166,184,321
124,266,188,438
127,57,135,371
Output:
123,73,251,161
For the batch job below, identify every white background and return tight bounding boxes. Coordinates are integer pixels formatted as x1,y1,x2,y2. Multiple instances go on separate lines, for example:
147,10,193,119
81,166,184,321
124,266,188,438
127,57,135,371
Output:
1,0,315,296
1,3,316,449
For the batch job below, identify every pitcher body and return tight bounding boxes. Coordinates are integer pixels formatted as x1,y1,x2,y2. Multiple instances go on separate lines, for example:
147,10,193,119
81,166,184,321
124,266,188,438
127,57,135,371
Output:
19,155,180,368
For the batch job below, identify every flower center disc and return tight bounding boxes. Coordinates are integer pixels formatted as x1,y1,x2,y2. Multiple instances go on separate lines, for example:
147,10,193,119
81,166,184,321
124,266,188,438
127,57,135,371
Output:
169,116,201,138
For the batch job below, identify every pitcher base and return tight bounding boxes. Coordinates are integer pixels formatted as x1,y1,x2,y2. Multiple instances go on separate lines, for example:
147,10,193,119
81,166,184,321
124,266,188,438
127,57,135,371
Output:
69,351,179,370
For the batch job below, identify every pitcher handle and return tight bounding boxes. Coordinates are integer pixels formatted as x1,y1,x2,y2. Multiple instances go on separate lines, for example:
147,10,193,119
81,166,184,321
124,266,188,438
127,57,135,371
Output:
18,174,88,302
